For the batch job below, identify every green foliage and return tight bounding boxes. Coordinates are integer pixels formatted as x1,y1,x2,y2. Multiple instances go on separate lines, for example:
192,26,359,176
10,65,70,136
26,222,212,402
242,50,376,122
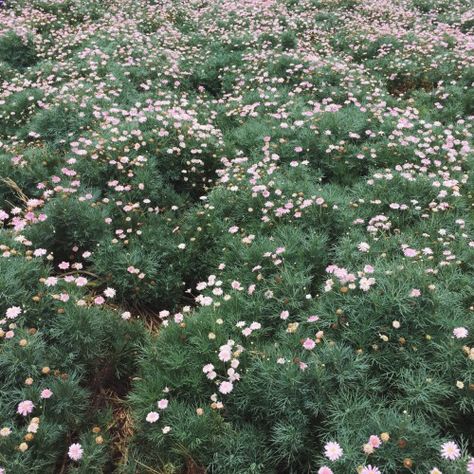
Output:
25,197,110,260
0,0,472,472
280,31,298,50
0,32,37,69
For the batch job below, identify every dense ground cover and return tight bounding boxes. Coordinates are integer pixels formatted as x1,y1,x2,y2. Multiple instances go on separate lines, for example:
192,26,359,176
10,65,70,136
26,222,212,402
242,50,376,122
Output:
0,0,473,472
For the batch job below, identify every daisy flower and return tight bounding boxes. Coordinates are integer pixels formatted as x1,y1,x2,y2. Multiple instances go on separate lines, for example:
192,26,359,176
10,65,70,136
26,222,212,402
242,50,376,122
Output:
17,400,34,416
324,441,343,461
361,466,381,474
318,467,333,474
440,441,460,460
146,411,160,423
68,443,83,461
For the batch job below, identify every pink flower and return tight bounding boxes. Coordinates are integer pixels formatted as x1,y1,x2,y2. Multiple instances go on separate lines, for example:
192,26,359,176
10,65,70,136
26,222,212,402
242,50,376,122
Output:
218,345,232,362
219,381,233,394
59,293,70,302
75,277,88,287
324,441,343,461
6,306,22,319
363,265,374,273
44,277,58,287
318,467,333,474
359,277,375,291
467,457,474,474
228,226,239,234
203,364,214,373
453,327,468,339
94,296,105,305
403,248,417,257
280,310,289,320
157,399,168,410
368,435,381,448
40,389,53,399
146,411,160,423
303,338,316,350
231,280,242,290
17,400,34,416
440,441,461,460
361,466,381,474
58,261,70,270
68,443,83,461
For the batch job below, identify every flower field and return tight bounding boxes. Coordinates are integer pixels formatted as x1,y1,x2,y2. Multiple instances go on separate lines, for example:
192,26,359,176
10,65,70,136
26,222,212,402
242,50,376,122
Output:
0,0,473,472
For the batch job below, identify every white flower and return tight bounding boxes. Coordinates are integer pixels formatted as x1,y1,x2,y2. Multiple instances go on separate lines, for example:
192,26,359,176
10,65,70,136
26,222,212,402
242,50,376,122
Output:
103,287,116,298
6,306,22,319
219,381,233,394
146,411,159,423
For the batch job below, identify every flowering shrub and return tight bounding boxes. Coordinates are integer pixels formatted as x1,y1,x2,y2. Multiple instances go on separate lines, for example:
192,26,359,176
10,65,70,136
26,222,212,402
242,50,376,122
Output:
0,0,473,472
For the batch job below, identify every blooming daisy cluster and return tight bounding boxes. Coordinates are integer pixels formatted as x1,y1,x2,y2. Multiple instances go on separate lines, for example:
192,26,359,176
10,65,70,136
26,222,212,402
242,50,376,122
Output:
0,0,473,471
